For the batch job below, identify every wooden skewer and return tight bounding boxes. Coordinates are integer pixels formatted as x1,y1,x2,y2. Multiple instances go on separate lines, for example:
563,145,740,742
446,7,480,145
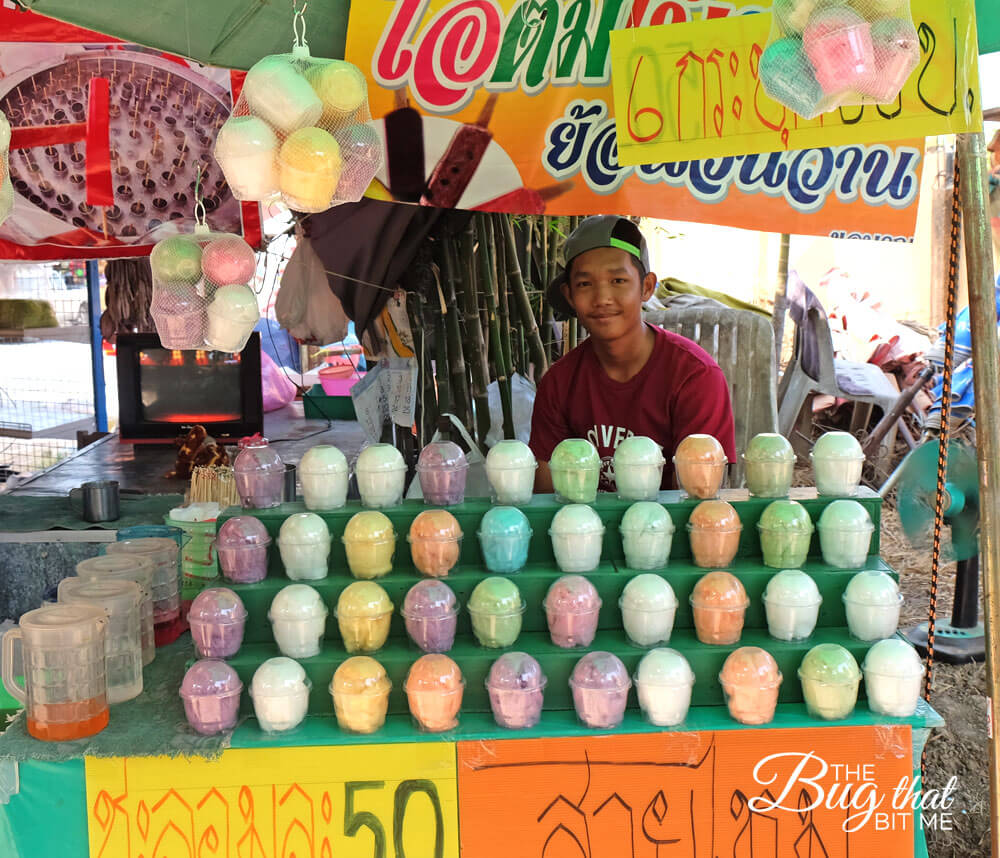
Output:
475,93,499,128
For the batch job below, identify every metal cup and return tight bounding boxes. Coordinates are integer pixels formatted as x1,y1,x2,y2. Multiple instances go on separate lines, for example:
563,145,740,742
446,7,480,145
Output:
283,464,297,503
69,480,121,523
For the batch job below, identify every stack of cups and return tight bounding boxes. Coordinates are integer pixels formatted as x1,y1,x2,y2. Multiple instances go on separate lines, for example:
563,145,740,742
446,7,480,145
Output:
76,554,156,666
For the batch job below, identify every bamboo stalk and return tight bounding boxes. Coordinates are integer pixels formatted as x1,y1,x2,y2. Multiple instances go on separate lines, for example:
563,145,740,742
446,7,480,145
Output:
433,270,452,418
492,213,515,379
478,214,515,440
460,223,491,450
439,236,472,429
408,289,438,444
500,214,549,379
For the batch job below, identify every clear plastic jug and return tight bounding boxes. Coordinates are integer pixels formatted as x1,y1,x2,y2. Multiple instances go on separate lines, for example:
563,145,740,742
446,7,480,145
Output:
2,604,109,741
76,554,156,666
58,578,143,704
105,537,181,641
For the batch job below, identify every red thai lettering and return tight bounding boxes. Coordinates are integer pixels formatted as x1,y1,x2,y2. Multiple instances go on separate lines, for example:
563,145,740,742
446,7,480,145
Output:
375,0,427,84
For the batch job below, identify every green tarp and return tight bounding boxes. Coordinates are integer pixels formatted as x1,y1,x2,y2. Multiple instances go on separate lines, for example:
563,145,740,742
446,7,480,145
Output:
978,0,999,55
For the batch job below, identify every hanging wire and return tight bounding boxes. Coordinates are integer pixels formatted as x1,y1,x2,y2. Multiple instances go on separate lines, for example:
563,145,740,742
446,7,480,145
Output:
192,164,207,227
293,0,309,49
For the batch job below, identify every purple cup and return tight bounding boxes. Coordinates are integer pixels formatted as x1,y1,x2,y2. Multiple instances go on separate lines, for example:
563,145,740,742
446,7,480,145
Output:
180,659,243,735
216,517,272,584
487,652,546,729
569,652,631,729
188,587,248,658
402,580,459,653
544,575,602,648
416,441,469,506
233,439,285,509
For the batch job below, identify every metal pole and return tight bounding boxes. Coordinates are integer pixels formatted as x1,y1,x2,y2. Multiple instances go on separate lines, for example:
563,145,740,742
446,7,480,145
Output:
86,260,108,433
958,131,1000,858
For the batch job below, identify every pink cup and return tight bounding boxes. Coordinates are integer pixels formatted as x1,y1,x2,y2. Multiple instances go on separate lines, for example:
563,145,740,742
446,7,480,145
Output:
803,8,875,95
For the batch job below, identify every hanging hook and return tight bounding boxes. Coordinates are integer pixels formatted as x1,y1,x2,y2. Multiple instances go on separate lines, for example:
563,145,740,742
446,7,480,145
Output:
193,163,207,227
293,0,309,49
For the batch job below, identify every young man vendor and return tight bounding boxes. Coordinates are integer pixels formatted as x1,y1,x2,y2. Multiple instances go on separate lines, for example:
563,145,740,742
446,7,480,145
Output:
530,216,736,492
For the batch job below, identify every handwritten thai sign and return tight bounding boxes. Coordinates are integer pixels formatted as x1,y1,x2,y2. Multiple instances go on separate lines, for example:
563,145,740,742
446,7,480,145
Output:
457,726,916,856
346,1,927,240
85,744,459,858
611,0,982,165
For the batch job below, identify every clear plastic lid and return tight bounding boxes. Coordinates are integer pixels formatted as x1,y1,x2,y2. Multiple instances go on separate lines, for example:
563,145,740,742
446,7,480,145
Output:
251,657,310,698
544,575,601,614
687,500,742,532
811,431,864,461
58,578,141,615
206,284,259,324
217,516,273,549
673,434,727,464
408,510,463,542
798,643,861,684
188,587,248,624
279,513,331,545
613,435,665,467
478,506,532,539
336,582,393,619
402,580,458,620
106,537,178,561
843,570,901,606
299,444,349,475
569,651,631,691
405,654,464,693
758,500,814,533
862,639,925,679
549,438,600,471
619,502,674,534
619,574,677,612
77,554,154,578
416,441,468,472
331,656,391,696
15,603,108,646
743,433,795,464
690,571,749,609
233,437,283,475
468,577,523,616
818,500,873,532
486,652,546,692
719,646,782,688
549,504,605,537
180,659,243,699
486,440,536,470
635,647,695,687
356,443,406,473
269,584,328,621
343,511,395,543
763,569,822,607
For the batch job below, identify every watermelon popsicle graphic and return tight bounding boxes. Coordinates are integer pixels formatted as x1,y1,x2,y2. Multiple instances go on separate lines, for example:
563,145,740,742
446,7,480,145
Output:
385,89,426,203
473,181,574,214
421,94,499,208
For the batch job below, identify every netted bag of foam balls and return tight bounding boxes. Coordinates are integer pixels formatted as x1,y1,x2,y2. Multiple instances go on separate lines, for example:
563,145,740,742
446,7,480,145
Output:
214,49,382,213
760,0,919,120
149,227,260,352
0,109,13,227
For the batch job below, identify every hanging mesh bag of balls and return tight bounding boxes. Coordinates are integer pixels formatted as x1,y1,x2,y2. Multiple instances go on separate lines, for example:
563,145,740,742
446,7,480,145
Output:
149,225,260,352
213,9,381,213
760,0,919,119
0,109,13,227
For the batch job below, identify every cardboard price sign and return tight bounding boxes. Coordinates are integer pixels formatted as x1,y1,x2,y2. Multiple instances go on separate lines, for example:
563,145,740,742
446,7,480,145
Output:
611,0,982,165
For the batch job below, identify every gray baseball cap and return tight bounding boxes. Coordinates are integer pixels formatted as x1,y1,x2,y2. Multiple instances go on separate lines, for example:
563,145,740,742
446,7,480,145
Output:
546,216,651,320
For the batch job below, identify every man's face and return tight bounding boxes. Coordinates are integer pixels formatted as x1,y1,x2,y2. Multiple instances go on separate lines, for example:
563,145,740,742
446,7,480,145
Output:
562,246,656,341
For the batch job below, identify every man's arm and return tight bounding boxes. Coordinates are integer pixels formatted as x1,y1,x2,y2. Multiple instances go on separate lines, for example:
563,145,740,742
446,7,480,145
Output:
529,370,568,493
535,460,555,493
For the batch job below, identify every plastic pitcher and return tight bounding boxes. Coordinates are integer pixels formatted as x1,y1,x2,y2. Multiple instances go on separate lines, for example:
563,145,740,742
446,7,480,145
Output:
2,604,110,741
76,554,156,666
106,536,183,645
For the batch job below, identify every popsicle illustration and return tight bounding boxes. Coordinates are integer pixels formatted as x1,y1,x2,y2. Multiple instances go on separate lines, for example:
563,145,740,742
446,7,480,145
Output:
385,89,426,203
473,181,574,214
421,94,498,209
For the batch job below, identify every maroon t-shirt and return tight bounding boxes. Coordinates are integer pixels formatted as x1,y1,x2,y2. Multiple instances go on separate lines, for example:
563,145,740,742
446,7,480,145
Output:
530,324,736,491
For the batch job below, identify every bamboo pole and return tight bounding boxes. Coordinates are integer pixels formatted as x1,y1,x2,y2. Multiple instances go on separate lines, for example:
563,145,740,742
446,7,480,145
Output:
432,269,452,418
500,214,549,379
492,213,516,380
477,214,515,439
460,223,491,450
439,236,472,429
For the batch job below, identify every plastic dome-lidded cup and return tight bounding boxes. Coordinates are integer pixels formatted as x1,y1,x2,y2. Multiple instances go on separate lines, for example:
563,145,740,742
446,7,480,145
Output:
763,569,822,641
205,284,259,353
402,580,459,653
844,570,902,641
405,654,464,732
549,438,601,504
863,639,924,717
298,445,349,511
268,584,328,658
811,431,865,497
743,433,796,498
233,437,285,509
468,577,525,649
76,553,156,666
691,571,749,645
335,582,394,654
342,511,395,580
803,6,875,96
619,574,678,648
634,648,695,726
187,587,248,658
569,652,631,729
330,656,392,734
549,504,605,573
719,647,782,725
213,115,279,200
486,440,537,505
215,516,272,584
759,37,826,119
486,652,547,729
278,127,343,212
241,54,322,134
758,500,814,568
798,644,861,721
861,17,920,103
687,500,742,568
180,659,243,735
673,434,728,499
544,575,602,648
356,443,407,509
818,500,874,568
619,502,674,570
614,436,665,501
250,657,311,733
278,513,331,580
478,507,532,574
416,441,469,506
408,510,463,577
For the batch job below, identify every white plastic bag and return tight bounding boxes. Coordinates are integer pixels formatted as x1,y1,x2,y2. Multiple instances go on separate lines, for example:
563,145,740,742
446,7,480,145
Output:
485,372,537,447
275,234,349,345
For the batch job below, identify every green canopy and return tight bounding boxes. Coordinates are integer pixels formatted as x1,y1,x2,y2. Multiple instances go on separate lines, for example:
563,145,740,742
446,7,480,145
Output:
979,0,1000,55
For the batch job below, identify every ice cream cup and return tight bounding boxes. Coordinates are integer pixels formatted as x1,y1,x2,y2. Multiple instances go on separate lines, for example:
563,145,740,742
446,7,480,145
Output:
844,592,903,641
744,458,796,498
405,655,465,733
549,438,601,503
298,444,349,511
242,55,322,134
330,656,392,734
335,581,394,654
757,500,815,568
214,115,280,200
342,511,396,580
205,285,258,353
180,660,243,735
687,523,742,568
634,648,696,727
278,513,331,581
416,440,469,506
810,431,865,496
549,503,605,573
619,502,674,570
619,574,678,648
819,524,874,568
250,658,311,733
860,18,920,103
278,127,342,212
486,652,547,729
478,531,532,575
862,639,925,717
613,436,666,501
268,584,328,658
468,603,527,649
401,600,460,653
691,600,749,645
544,574,602,648
719,647,783,725
758,36,827,119
798,644,861,721
763,570,823,641
569,652,631,729
673,434,728,498
485,440,537,504
355,444,407,508
216,541,271,584
408,534,463,578
803,8,875,96
187,587,248,659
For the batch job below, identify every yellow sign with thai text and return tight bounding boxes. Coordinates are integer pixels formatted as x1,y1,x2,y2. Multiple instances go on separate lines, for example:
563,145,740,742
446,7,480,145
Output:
611,0,982,165
85,744,459,858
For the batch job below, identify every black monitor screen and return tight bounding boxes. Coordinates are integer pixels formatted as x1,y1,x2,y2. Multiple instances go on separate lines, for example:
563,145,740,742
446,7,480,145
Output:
138,349,243,424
